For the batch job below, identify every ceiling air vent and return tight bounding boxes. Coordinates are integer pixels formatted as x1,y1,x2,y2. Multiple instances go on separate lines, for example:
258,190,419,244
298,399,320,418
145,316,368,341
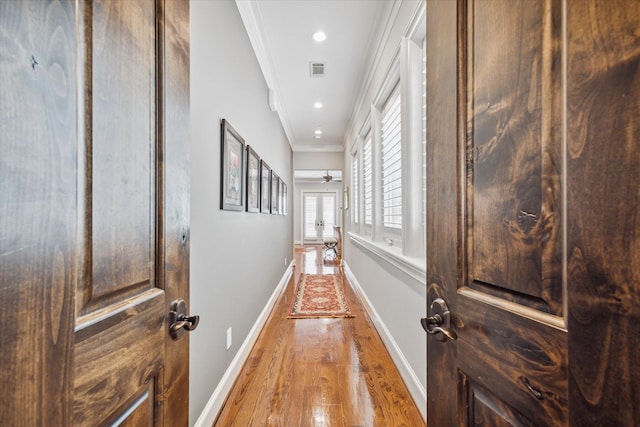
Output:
309,62,326,77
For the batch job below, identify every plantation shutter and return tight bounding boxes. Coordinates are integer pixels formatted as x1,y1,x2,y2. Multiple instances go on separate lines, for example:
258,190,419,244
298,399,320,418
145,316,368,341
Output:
352,153,359,224
363,131,372,226
381,83,402,230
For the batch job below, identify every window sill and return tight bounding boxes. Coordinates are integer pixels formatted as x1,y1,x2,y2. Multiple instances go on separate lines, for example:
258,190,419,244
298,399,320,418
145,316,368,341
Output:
348,232,426,285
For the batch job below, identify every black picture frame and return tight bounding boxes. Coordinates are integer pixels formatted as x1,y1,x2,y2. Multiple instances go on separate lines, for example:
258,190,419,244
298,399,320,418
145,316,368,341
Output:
260,160,271,214
245,145,260,213
278,179,285,215
220,119,245,211
282,182,288,215
270,172,279,214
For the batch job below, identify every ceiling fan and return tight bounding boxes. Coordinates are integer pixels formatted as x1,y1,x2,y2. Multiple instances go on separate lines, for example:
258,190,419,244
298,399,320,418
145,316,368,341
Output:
321,170,342,183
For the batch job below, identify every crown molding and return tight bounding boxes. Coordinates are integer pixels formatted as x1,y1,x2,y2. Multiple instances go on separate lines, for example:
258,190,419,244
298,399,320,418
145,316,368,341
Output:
235,0,296,149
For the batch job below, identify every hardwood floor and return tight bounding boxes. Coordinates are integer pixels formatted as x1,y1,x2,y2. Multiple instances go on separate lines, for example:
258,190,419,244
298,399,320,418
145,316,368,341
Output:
213,245,425,427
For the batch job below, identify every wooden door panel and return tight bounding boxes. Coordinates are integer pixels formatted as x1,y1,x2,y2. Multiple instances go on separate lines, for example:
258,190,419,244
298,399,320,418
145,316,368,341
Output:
0,1,77,425
114,382,156,427
80,0,158,312
458,291,567,424
1,0,189,425
428,0,567,425
425,1,458,426
91,0,156,299
566,0,640,424
457,1,568,425
463,378,531,427
466,0,563,315
160,0,191,423
74,0,169,425
429,0,638,425
73,291,164,424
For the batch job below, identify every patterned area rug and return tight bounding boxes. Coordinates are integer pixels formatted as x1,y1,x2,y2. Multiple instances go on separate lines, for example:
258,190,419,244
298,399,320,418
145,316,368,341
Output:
288,274,354,319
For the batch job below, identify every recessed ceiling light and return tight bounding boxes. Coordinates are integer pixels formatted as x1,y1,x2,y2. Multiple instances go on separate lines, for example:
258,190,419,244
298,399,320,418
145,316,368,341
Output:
314,102,323,109
315,129,322,135
312,31,327,42
315,135,321,139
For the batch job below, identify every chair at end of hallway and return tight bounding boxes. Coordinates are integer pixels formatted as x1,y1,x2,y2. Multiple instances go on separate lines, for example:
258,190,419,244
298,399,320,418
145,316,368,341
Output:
323,226,341,263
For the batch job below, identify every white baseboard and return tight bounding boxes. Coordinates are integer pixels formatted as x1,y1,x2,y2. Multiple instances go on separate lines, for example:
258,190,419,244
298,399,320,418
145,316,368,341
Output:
343,262,427,420
193,263,294,427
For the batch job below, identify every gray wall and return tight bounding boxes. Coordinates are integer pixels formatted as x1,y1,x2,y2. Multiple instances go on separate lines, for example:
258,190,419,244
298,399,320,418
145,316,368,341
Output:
189,0,293,423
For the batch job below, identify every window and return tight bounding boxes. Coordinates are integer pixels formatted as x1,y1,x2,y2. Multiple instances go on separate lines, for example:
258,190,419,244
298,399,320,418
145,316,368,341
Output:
352,152,359,224
346,2,426,268
381,84,402,231
363,131,372,226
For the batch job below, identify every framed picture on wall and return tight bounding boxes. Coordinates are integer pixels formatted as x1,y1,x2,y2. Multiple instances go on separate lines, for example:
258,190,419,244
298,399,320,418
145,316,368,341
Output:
278,179,285,215
282,183,288,215
220,119,245,211
260,160,271,214
270,172,279,214
245,145,260,213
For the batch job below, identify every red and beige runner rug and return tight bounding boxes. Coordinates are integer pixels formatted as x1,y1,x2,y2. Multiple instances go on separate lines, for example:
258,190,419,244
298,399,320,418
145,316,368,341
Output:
288,274,354,319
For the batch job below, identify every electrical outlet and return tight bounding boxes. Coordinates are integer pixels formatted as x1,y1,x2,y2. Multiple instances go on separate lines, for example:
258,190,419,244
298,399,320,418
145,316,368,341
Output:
226,327,232,350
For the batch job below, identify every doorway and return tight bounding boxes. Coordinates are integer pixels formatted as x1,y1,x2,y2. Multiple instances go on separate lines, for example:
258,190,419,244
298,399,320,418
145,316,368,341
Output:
303,192,337,244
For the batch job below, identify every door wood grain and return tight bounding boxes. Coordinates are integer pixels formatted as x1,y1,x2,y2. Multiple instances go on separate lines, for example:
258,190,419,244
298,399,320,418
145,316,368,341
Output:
0,0,190,425
426,0,639,425
0,1,77,424
427,0,568,424
566,0,640,424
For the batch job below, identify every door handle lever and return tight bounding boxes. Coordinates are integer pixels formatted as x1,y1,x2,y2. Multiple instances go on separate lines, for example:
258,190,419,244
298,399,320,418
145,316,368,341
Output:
169,299,200,340
170,314,200,335
421,298,457,342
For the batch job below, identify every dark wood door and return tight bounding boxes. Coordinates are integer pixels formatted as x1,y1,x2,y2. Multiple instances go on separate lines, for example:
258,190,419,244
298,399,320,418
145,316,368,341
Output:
0,0,191,425
426,0,639,425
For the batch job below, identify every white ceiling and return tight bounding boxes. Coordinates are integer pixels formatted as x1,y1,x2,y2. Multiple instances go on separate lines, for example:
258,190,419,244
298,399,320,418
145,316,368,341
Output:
236,0,394,153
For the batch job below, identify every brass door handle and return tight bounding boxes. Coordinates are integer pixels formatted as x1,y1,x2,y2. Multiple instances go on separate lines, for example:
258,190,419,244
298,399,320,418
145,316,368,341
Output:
169,299,200,340
420,298,457,342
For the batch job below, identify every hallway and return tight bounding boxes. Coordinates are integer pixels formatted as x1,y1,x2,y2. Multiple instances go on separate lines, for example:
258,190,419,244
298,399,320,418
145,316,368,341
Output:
213,246,425,426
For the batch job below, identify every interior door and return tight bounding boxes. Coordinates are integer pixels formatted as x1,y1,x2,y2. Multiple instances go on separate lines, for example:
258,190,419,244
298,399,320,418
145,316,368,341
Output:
303,192,337,243
425,1,567,425
0,0,192,425
426,1,640,425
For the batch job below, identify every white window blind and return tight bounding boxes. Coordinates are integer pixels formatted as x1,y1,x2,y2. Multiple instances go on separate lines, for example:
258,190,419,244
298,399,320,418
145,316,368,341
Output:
363,132,372,226
352,153,359,224
381,84,402,230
